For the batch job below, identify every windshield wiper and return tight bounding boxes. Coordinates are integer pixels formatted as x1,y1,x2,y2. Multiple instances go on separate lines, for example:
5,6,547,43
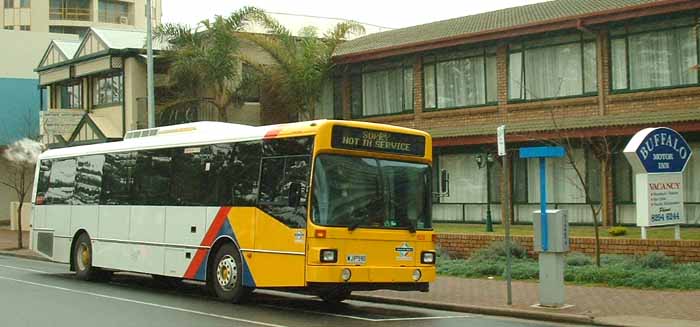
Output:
406,219,416,233
348,220,362,231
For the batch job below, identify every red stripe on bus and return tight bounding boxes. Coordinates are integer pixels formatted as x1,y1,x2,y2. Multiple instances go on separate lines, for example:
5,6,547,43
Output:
264,128,281,139
183,207,231,279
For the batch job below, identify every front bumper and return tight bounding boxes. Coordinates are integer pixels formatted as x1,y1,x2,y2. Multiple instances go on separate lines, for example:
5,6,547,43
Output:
306,265,436,284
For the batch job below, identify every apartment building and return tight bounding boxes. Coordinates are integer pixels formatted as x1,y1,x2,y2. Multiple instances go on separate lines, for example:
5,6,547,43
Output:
326,0,700,226
2,0,161,34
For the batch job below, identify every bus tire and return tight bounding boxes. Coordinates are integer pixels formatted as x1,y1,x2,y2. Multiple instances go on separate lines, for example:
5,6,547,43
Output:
73,233,101,281
207,243,251,303
319,286,352,304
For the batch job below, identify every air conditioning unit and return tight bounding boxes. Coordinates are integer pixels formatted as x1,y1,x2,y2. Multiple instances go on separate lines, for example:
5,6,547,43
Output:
119,16,128,24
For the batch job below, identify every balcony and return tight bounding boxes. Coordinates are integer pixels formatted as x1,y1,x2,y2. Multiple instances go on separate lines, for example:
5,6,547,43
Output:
49,7,92,21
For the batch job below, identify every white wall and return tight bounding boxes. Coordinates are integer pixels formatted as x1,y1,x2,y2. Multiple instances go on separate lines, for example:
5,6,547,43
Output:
0,30,78,79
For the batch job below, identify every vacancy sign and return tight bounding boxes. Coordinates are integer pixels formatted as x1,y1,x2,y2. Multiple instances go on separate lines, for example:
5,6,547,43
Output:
624,127,692,227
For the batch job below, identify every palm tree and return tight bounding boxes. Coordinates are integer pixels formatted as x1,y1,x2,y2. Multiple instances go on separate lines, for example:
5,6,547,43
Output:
240,13,364,120
153,6,265,123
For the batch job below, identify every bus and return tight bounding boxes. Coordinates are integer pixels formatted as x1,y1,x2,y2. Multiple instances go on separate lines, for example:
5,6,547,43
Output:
30,120,437,303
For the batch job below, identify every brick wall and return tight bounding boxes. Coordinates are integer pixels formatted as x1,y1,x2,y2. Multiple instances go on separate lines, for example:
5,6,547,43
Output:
437,233,700,263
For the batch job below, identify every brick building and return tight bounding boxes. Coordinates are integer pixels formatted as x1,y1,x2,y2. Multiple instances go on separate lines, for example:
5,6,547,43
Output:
324,0,700,226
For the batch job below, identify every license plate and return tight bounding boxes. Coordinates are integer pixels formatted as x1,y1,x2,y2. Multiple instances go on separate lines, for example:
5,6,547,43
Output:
346,254,367,265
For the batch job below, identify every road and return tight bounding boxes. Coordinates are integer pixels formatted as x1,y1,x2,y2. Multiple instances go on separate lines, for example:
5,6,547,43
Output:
0,255,586,327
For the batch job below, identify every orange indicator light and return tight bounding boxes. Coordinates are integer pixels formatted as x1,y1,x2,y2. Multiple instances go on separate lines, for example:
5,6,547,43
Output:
315,230,327,238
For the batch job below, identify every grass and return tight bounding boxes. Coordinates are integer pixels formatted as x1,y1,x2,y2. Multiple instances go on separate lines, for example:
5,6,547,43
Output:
434,223,700,240
436,242,700,290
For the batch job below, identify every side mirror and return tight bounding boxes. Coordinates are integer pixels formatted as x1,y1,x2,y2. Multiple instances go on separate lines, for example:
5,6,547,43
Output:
288,182,302,207
440,169,449,194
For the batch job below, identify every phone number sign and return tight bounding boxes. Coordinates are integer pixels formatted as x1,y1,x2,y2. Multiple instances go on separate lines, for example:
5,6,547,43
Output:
636,173,685,227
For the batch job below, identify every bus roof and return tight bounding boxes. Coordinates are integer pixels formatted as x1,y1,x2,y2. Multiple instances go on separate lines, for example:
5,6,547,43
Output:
39,120,430,160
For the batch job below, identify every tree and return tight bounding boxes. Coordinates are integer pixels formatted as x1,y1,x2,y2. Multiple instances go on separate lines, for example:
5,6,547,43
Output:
153,6,265,122
0,138,42,249
240,13,364,120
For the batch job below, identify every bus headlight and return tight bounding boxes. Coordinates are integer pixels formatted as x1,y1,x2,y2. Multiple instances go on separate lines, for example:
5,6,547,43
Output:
421,251,436,264
320,249,337,263
412,269,422,281
341,268,352,281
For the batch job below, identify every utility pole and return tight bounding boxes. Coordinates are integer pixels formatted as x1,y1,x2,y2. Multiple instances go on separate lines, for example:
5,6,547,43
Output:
146,0,155,128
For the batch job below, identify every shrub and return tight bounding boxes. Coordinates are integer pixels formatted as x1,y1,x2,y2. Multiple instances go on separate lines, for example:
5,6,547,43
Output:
637,252,672,269
470,241,528,261
506,261,539,280
566,252,593,267
607,226,627,236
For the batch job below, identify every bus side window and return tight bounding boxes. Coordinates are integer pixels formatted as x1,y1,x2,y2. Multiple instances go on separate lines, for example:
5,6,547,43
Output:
229,141,261,206
258,156,310,228
73,155,106,205
45,158,77,205
172,145,213,206
35,160,52,205
101,152,136,205
133,149,173,206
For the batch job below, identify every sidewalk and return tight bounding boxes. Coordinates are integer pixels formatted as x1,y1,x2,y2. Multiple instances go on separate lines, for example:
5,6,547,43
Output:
1,228,697,327
355,276,700,327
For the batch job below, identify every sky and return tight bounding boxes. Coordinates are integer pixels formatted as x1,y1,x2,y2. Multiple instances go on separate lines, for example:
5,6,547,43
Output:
162,0,550,33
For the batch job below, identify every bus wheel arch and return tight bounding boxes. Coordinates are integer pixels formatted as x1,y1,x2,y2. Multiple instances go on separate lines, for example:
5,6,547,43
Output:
69,229,90,272
69,230,111,282
206,237,252,303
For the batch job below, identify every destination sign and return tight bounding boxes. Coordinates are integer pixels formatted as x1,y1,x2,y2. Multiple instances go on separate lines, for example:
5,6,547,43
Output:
331,126,425,156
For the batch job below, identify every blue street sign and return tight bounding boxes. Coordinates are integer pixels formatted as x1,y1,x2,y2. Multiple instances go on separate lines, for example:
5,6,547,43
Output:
519,146,566,252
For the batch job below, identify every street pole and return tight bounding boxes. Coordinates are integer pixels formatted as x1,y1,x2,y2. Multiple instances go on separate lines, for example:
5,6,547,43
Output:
146,0,155,128
503,151,512,305
485,161,494,232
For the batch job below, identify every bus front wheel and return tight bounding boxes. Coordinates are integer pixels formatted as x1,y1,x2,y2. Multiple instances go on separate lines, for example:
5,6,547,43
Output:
72,233,111,282
207,243,251,303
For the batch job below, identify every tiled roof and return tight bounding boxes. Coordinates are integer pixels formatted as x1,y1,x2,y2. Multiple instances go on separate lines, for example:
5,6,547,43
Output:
427,107,700,139
335,0,662,57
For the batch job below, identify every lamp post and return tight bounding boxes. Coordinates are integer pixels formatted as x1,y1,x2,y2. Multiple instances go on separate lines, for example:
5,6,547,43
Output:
476,153,495,232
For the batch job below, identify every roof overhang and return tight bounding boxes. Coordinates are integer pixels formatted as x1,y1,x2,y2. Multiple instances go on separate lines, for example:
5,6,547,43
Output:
333,0,700,64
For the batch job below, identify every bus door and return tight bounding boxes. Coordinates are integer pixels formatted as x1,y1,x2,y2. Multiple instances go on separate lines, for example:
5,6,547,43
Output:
252,154,311,287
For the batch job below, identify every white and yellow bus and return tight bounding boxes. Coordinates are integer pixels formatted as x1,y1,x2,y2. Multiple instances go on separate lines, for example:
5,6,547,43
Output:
31,120,437,303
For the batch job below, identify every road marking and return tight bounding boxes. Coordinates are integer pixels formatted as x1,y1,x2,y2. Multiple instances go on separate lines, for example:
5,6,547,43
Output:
260,304,471,322
0,264,56,274
0,275,289,327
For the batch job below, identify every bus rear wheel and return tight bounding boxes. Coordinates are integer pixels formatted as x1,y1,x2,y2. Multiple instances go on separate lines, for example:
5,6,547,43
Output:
73,233,111,282
207,243,251,303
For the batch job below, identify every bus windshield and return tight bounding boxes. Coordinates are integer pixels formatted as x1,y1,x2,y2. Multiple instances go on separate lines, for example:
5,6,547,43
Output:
311,154,431,231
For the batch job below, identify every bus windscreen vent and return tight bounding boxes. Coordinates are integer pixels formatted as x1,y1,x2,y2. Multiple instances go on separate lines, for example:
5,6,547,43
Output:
125,128,159,139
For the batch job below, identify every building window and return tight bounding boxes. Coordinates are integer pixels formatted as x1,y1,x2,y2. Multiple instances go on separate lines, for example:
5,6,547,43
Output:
19,0,28,8
49,25,89,36
611,16,699,92
19,25,29,31
93,73,123,107
59,81,82,109
4,0,13,8
98,0,132,25
509,32,597,101
3,25,13,30
423,48,497,110
351,60,413,118
49,0,91,21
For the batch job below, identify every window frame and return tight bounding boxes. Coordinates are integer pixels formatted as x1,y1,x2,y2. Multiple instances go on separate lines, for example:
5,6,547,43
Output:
59,80,82,109
422,48,498,111
608,15,700,94
92,71,123,108
508,32,598,102
350,61,415,119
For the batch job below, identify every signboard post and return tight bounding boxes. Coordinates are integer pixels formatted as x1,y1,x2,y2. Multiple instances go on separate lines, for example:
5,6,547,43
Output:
497,125,512,306
623,127,692,240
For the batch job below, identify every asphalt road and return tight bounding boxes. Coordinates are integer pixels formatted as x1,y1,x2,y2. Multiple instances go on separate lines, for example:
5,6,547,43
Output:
0,255,587,327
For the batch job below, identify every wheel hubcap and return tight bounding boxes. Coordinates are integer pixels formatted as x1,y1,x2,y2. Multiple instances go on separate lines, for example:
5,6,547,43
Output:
216,255,238,290
77,243,90,271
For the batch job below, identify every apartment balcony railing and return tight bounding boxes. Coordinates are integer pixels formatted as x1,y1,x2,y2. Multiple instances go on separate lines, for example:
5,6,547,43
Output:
98,13,133,25
49,7,92,21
